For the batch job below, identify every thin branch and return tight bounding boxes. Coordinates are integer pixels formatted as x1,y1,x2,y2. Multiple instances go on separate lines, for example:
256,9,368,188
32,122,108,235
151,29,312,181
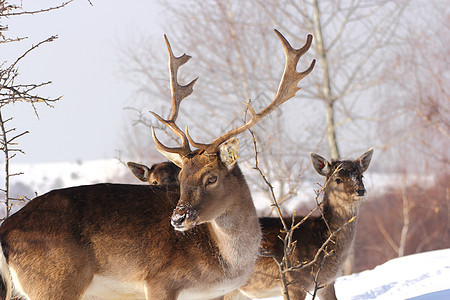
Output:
9,36,58,71
0,1,74,17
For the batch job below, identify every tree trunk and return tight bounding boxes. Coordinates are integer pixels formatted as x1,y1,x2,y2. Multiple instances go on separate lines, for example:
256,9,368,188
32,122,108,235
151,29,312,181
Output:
312,0,340,160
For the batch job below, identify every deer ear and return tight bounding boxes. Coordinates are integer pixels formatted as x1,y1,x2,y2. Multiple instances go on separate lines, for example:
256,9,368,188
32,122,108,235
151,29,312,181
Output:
356,148,374,173
219,137,239,170
155,148,183,168
310,152,330,176
127,162,151,182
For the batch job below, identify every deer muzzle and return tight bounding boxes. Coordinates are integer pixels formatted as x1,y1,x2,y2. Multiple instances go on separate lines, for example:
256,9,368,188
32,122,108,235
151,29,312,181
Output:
171,203,198,231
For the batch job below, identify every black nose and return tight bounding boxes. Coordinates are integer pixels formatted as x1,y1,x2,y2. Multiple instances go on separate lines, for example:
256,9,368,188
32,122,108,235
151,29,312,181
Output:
356,189,365,196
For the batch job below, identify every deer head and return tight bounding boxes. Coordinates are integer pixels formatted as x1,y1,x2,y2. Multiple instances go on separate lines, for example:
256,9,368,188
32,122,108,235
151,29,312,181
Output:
152,30,315,231
310,149,374,205
127,161,180,185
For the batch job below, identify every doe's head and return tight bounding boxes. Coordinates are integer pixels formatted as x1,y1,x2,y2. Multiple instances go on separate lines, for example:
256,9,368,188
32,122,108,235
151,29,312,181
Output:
127,161,180,185
310,149,374,203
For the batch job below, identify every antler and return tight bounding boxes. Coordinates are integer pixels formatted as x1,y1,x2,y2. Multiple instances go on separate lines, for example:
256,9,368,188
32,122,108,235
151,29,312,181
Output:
186,29,316,153
150,35,198,156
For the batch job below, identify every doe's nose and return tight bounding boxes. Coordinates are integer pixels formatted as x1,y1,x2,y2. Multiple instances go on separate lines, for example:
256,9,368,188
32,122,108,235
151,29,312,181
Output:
356,189,366,197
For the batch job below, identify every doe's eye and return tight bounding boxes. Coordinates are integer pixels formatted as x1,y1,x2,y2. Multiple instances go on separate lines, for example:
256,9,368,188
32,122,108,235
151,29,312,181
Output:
152,181,158,185
335,178,342,184
206,176,217,185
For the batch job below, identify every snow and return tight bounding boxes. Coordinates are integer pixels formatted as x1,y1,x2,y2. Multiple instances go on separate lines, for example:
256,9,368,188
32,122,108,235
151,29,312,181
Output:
335,249,450,300
6,159,129,195
260,249,450,300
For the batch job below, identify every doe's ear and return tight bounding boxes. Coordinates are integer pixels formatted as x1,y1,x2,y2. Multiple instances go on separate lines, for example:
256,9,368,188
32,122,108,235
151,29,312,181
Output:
155,148,183,168
356,148,374,173
310,152,330,176
219,137,239,170
127,162,151,182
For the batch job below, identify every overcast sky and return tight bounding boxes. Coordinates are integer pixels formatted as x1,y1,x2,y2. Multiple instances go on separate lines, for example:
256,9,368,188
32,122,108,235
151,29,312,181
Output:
2,0,164,163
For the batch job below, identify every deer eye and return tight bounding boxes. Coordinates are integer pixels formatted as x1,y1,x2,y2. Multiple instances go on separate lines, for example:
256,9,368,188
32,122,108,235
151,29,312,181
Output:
206,176,217,186
335,178,343,184
152,181,158,185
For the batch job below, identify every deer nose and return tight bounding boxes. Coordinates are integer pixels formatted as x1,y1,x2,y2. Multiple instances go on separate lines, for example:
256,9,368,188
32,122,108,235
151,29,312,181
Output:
171,204,187,229
356,189,366,196
171,212,186,228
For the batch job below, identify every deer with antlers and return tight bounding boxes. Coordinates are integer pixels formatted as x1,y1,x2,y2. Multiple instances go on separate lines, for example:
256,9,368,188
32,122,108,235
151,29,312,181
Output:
0,29,315,300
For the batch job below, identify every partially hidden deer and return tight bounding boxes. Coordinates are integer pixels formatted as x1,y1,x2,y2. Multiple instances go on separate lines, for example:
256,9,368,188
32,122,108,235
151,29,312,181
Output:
0,29,315,300
227,149,374,300
127,161,180,185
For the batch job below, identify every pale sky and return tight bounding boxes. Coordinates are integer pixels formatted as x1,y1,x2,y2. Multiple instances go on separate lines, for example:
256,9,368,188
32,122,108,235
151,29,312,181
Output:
2,0,164,163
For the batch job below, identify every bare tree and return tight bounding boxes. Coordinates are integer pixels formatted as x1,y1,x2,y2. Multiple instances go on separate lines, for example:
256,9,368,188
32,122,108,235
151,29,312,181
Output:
118,0,321,210
355,170,449,273
376,1,449,173
0,0,76,220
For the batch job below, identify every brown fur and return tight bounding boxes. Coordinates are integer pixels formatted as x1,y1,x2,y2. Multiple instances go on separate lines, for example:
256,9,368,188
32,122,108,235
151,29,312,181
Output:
0,150,261,300
230,150,373,300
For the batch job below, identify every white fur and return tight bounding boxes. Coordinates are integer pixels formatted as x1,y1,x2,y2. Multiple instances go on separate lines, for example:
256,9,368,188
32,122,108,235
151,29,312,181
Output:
178,274,248,300
10,267,30,300
0,244,11,300
82,274,246,300
240,285,282,299
82,275,145,299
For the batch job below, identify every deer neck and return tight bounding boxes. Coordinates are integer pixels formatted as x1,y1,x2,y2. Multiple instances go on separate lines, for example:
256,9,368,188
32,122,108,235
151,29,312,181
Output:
323,190,359,226
321,190,359,253
208,165,261,276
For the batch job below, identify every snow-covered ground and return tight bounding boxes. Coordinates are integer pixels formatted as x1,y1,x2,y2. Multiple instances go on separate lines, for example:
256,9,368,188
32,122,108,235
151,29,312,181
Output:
335,249,450,300
262,249,450,300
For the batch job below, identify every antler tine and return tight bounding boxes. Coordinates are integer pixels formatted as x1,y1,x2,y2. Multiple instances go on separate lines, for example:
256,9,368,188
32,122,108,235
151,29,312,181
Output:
150,35,198,156
189,30,315,153
164,34,198,122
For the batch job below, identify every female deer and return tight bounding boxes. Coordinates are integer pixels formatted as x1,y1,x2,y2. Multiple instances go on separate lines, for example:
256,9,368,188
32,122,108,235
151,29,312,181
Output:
0,30,315,300
127,161,180,186
229,149,373,300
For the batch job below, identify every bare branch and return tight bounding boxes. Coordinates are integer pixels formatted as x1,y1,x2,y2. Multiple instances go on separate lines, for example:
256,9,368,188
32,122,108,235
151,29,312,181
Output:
0,1,74,17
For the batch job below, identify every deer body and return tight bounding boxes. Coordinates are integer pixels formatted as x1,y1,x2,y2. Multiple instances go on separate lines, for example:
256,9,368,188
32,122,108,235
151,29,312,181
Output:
0,164,259,299
229,150,374,300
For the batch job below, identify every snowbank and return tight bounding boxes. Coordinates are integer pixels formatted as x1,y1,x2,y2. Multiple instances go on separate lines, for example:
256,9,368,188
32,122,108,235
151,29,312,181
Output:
336,248,450,300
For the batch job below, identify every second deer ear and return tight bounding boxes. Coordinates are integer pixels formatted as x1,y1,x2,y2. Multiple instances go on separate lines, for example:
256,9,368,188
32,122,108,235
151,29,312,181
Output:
155,148,183,168
127,162,151,182
310,152,330,176
356,148,374,173
219,137,239,170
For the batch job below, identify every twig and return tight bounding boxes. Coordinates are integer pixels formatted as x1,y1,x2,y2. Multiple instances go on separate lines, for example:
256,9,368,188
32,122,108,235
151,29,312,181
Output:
0,1,74,17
